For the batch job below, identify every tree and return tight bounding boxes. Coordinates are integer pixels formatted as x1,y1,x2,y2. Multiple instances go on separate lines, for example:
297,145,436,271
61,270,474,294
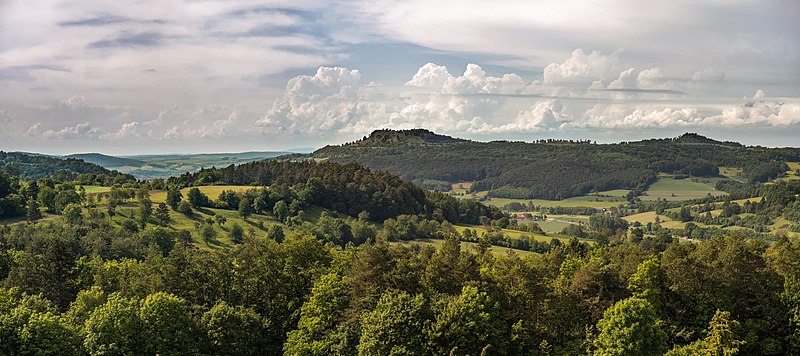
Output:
138,196,152,228
27,199,42,221
187,187,209,208
166,187,182,210
155,202,170,226
285,273,349,355
202,301,266,355
177,200,193,216
627,256,663,311
273,200,289,222
200,224,217,245
665,310,744,356
427,286,505,355
215,214,227,226
238,197,253,219
229,223,245,244
357,290,430,355
593,297,667,356
139,292,195,355
83,294,142,355
62,203,83,225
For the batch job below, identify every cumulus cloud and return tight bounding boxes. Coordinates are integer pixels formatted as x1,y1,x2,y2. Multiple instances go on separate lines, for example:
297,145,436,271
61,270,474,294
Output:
580,90,799,128
543,49,621,85
406,63,525,94
41,122,101,140
259,66,363,133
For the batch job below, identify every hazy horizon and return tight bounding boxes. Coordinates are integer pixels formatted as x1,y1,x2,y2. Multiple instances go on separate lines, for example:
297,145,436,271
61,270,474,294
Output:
2,0,798,154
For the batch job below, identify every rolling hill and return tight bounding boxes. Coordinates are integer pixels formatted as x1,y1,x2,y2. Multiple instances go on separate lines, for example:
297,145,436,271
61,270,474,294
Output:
312,129,800,199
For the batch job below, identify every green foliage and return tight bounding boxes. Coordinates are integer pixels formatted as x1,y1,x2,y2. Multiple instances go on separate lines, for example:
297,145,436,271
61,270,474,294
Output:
83,294,142,355
357,290,430,355
628,256,663,310
593,297,667,356
229,222,244,244
426,286,505,355
63,204,83,225
285,273,349,355
666,310,744,356
177,200,192,216
187,187,210,208
202,301,267,356
166,187,182,209
139,292,195,355
155,202,170,226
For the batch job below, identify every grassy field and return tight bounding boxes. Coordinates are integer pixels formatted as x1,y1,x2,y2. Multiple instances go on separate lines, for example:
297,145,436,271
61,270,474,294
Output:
777,162,800,182
482,194,626,210
453,224,593,245
80,185,112,194
390,238,538,257
719,167,745,182
150,185,257,203
110,205,282,250
641,177,726,201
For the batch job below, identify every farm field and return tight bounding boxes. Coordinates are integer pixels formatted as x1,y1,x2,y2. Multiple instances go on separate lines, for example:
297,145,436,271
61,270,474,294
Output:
641,177,726,201
391,238,538,257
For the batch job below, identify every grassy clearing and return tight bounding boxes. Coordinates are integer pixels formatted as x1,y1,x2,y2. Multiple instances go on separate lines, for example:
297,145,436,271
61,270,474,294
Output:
482,196,623,210
453,224,593,245
80,186,112,194
111,205,282,250
777,162,800,182
150,185,257,203
719,167,745,182
390,238,539,257
641,177,726,201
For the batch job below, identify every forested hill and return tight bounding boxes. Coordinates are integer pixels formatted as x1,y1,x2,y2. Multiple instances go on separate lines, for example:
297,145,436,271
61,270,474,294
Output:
313,130,800,199
0,151,132,181
170,160,502,224
64,153,146,168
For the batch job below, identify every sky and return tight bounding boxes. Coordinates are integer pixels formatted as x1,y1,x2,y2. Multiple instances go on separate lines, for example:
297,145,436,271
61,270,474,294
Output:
0,0,798,155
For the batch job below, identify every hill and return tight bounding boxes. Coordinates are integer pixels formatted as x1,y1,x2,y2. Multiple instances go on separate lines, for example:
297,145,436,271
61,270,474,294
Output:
66,151,293,179
0,151,131,181
313,130,800,199
65,153,146,168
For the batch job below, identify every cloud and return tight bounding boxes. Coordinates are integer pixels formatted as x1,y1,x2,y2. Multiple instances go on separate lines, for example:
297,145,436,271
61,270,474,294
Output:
543,49,621,85
41,122,101,140
88,31,164,48
59,15,132,27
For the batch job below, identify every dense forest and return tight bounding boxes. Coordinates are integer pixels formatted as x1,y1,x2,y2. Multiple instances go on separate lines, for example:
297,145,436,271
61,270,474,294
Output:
313,130,799,199
1,209,798,354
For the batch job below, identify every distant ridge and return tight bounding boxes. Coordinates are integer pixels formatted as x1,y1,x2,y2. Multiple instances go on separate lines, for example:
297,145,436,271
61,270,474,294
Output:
311,129,800,200
65,153,146,168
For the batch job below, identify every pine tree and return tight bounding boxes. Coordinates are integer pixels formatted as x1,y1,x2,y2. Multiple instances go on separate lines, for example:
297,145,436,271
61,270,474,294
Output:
27,199,42,221
155,203,170,226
